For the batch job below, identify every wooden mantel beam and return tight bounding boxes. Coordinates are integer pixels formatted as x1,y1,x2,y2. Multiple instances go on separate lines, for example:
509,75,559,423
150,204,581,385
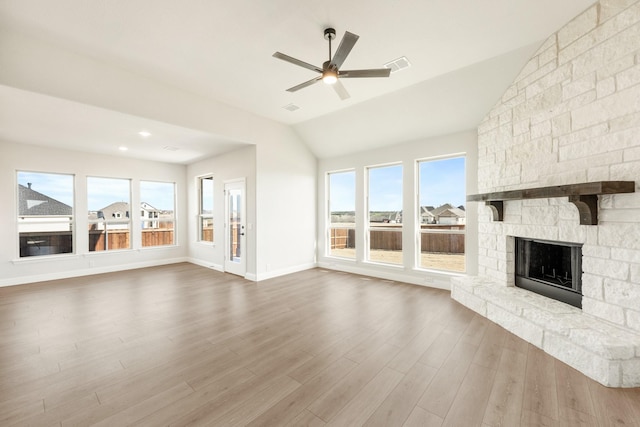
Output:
467,181,635,225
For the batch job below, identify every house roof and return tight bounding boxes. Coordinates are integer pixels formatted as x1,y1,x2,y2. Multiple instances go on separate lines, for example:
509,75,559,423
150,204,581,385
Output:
18,184,72,216
429,203,466,218
438,208,466,218
98,202,130,219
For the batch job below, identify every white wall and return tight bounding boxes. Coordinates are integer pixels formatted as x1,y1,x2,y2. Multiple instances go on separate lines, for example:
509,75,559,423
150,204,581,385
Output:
255,126,317,281
0,140,188,286
316,130,479,289
0,28,319,285
187,145,257,275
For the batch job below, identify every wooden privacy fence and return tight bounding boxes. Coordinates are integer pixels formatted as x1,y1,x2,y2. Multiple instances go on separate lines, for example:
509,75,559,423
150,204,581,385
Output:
141,229,174,247
330,228,355,249
330,225,465,254
89,229,174,250
420,231,465,254
89,230,131,251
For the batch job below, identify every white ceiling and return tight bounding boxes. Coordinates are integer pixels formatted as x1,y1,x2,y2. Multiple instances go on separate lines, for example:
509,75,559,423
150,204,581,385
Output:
0,0,596,162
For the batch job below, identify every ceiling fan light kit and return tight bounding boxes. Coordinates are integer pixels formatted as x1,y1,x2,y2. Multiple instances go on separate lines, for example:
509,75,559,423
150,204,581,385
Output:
273,27,391,100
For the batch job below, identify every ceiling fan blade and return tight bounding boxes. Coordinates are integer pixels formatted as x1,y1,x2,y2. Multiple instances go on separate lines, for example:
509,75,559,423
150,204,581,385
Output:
332,80,351,100
273,52,323,73
339,68,391,78
286,76,322,92
330,31,359,70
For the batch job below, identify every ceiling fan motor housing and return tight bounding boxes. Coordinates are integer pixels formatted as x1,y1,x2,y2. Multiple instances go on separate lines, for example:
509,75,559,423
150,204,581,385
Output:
324,28,336,40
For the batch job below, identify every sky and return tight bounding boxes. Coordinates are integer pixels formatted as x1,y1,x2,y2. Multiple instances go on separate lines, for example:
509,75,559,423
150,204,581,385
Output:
329,156,466,212
200,177,214,213
419,156,466,208
20,156,465,215
18,171,74,206
18,172,175,212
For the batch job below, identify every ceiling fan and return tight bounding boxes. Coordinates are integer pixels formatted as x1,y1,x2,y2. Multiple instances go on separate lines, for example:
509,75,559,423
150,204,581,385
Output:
273,28,391,100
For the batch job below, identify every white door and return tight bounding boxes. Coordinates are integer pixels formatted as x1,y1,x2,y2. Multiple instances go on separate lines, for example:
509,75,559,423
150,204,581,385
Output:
224,179,246,277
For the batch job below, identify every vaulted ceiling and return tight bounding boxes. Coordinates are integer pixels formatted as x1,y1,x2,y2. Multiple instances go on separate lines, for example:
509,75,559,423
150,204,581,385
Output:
0,0,596,162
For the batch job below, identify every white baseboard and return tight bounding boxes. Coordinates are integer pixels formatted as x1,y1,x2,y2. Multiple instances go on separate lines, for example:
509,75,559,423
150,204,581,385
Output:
254,262,317,282
316,260,453,290
0,257,189,288
187,257,224,272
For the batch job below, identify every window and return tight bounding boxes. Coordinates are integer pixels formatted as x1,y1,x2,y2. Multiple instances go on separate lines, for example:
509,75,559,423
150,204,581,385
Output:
17,171,74,257
328,170,356,259
367,164,403,265
199,176,214,242
417,156,466,272
140,181,175,247
87,177,131,251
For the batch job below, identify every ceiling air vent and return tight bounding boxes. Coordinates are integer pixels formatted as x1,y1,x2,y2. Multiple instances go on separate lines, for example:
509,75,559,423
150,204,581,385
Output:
163,146,179,151
282,103,300,112
384,56,411,73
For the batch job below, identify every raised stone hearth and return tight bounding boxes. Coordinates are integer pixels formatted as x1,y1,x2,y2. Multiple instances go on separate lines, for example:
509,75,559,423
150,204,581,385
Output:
452,276,640,387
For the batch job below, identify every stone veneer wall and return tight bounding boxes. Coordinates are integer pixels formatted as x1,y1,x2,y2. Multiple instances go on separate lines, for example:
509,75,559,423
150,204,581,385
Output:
452,0,640,387
475,0,640,333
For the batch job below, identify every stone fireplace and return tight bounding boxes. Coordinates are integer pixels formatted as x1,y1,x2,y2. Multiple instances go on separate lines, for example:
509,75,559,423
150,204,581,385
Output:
452,0,640,387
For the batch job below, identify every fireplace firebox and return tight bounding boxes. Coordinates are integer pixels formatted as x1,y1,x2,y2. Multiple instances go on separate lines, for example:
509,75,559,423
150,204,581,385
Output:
515,237,583,308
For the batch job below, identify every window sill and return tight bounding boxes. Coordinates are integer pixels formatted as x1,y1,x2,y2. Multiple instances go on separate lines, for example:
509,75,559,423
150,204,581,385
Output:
362,260,405,269
83,249,134,257
412,266,466,277
138,244,179,251
325,255,357,262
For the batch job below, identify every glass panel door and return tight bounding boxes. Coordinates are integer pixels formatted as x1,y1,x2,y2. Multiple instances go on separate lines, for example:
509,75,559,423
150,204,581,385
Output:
224,180,245,276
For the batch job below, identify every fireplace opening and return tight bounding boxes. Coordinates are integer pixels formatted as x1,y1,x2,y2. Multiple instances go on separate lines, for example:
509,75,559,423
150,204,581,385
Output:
515,237,583,308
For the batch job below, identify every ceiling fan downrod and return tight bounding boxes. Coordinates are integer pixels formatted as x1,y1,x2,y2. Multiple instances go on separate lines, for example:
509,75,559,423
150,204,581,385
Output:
324,28,336,67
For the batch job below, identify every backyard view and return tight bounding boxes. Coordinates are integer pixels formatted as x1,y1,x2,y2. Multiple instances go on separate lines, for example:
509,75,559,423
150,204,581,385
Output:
328,156,466,272
17,172,176,257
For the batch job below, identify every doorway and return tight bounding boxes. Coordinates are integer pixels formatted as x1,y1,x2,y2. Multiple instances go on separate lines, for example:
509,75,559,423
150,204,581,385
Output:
224,179,246,277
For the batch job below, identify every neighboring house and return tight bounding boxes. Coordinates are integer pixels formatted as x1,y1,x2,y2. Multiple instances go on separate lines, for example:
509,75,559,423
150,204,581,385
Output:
424,203,466,225
141,202,160,229
90,202,169,230
369,211,402,224
18,183,73,257
18,183,72,232
92,202,130,230
420,206,436,224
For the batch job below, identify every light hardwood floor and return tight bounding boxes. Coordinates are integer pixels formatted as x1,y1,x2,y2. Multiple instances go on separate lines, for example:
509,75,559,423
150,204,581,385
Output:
1,263,639,426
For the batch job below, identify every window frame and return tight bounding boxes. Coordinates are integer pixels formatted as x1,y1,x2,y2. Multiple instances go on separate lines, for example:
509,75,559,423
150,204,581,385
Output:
416,155,466,273
16,170,75,259
198,175,214,243
366,162,404,266
87,176,132,252
326,169,356,260
140,180,176,248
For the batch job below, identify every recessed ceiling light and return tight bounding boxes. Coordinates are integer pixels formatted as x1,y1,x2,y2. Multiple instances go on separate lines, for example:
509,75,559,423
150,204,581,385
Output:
282,103,300,112
384,56,411,73
138,131,151,138
119,146,128,151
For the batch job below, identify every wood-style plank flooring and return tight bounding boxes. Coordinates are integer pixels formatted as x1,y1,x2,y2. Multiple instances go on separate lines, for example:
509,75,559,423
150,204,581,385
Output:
1,263,639,426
